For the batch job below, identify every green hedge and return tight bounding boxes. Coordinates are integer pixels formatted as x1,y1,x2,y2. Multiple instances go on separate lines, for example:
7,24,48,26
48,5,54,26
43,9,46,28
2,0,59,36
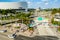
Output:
51,18,60,26
14,26,20,29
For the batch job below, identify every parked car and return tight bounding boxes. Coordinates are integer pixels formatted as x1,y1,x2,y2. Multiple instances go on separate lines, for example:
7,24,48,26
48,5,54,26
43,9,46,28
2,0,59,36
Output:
8,34,17,38
0,30,7,33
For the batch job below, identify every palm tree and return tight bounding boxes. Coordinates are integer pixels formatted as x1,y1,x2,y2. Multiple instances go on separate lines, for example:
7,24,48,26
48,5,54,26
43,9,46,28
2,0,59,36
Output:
51,9,58,15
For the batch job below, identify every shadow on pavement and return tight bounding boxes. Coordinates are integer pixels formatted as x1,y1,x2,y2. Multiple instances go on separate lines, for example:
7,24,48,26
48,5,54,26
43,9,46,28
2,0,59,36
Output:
14,35,59,40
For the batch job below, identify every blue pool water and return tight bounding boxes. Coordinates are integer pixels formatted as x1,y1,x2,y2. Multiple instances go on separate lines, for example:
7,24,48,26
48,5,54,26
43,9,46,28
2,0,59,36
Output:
37,17,43,21
29,24,33,27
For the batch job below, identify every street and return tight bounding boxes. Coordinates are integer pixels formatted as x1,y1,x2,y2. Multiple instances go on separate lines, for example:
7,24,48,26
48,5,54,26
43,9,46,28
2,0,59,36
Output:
0,33,13,40
14,35,59,40
0,33,59,40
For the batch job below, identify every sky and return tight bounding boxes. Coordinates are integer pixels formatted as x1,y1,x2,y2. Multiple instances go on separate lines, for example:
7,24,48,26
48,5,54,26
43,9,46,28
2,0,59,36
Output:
0,0,60,9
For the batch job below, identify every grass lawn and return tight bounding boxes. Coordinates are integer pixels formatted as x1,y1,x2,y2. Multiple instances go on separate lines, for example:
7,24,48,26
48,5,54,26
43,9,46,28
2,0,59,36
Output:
14,26,20,29
58,27,60,31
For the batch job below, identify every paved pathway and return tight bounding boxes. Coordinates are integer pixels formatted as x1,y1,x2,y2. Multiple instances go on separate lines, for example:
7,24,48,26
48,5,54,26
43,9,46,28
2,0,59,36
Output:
14,35,59,40
36,23,57,36
0,33,13,40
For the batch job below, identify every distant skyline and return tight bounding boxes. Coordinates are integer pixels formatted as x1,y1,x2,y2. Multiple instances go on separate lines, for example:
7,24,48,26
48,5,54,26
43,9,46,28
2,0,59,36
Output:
0,0,60,9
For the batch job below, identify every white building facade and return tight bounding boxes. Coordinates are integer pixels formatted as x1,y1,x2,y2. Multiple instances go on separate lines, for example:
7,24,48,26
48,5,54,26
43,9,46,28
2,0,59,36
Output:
54,13,60,21
0,2,28,10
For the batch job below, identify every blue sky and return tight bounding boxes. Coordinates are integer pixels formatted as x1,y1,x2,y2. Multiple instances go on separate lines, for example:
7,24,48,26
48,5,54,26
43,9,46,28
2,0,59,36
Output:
0,0,60,9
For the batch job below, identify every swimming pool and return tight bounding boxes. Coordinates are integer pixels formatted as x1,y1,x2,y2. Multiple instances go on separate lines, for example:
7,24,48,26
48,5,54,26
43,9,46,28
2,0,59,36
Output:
37,17,44,21
29,24,33,27
29,23,36,27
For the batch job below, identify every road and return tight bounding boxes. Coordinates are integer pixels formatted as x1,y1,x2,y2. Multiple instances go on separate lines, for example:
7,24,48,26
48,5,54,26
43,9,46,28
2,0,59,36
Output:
0,33,13,40
35,22,57,36
0,32,59,40
14,35,59,40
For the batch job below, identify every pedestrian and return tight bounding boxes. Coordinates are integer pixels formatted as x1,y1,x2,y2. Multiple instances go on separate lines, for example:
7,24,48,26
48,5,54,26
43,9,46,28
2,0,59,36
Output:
56,27,58,32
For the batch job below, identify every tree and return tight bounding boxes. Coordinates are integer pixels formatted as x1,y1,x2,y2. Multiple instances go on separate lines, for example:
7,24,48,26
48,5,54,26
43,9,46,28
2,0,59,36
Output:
51,8,58,15
2,10,7,15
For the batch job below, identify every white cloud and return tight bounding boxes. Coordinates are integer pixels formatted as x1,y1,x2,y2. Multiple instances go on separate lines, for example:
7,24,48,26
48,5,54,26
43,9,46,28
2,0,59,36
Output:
54,0,58,2
19,0,24,1
25,0,28,1
41,0,49,5
45,2,48,5
27,1,31,4
27,1,32,7
37,2,41,4
19,0,29,1
41,0,49,2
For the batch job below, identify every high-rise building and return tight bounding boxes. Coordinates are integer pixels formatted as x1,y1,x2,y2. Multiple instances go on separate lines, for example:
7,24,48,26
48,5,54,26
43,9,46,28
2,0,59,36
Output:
0,2,28,11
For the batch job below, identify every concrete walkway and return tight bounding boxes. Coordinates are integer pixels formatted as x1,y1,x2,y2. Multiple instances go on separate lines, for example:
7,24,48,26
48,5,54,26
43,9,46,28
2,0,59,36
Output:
36,24,57,36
